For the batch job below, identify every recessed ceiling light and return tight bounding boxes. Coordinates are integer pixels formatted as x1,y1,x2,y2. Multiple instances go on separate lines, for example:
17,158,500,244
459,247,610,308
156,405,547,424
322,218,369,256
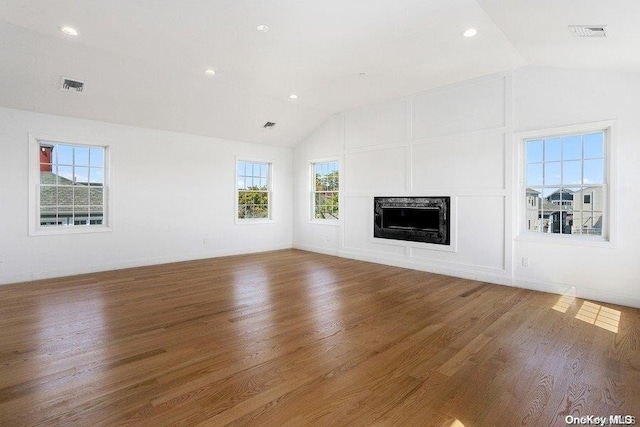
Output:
204,69,216,76
289,94,298,99
60,26,78,36
463,28,477,38
257,25,270,33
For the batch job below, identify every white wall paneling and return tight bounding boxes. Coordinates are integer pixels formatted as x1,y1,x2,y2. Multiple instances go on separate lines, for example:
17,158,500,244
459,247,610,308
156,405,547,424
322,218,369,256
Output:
294,72,513,288
412,76,506,139
344,147,407,194
294,67,640,308
344,99,409,150
411,130,506,191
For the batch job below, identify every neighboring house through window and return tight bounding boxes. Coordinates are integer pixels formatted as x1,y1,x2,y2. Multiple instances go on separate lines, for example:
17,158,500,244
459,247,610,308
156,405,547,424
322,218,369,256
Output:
30,136,109,234
311,160,339,221
524,127,608,237
236,160,271,220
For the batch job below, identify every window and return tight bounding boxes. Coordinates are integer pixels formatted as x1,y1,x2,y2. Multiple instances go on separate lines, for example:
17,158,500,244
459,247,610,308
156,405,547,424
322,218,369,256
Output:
236,160,271,220
32,137,108,233
312,161,339,221
524,129,606,237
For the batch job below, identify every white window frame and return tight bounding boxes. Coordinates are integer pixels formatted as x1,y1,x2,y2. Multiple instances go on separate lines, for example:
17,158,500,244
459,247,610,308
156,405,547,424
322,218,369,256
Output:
28,133,112,236
235,157,273,224
310,158,340,225
516,120,616,246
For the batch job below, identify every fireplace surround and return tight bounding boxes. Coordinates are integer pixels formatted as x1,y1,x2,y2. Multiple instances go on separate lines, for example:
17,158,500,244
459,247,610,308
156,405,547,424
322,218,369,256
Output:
374,196,450,245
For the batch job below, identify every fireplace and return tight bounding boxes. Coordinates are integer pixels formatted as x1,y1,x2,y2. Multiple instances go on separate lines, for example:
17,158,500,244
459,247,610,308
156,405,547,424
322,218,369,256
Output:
374,197,450,245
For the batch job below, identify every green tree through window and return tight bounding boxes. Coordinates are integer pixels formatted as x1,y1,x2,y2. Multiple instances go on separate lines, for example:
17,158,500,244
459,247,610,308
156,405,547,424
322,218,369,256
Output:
237,160,270,219
312,161,339,220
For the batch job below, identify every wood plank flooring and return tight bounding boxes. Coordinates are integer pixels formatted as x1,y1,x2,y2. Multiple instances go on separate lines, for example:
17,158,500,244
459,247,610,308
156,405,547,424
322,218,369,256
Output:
0,249,638,426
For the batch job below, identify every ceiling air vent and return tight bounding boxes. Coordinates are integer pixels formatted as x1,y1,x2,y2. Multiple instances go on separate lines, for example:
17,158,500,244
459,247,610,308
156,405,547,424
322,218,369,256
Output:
263,121,276,129
568,25,607,38
60,77,86,93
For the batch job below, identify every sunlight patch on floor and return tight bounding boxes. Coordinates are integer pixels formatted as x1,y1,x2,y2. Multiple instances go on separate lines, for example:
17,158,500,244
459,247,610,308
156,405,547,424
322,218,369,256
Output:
552,294,575,313
575,301,620,333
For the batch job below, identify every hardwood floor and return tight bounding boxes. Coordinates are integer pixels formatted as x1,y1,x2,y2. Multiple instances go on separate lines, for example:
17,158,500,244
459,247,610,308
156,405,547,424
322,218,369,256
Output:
0,249,638,426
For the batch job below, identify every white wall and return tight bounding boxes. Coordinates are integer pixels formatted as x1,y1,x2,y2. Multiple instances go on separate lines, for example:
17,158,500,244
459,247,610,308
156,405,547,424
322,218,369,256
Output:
293,66,640,308
512,66,640,308
294,72,513,286
0,107,293,284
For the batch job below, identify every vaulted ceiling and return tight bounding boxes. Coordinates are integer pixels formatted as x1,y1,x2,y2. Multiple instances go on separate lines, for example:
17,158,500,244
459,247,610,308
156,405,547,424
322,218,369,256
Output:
1,1,638,147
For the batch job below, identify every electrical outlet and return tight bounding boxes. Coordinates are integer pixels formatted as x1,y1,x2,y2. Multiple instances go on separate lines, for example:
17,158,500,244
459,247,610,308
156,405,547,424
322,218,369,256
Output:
522,257,529,268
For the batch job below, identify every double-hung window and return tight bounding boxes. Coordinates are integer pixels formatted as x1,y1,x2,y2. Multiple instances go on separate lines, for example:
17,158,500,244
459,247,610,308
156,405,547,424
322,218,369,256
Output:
236,160,271,220
31,136,109,234
311,161,339,221
524,127,608,238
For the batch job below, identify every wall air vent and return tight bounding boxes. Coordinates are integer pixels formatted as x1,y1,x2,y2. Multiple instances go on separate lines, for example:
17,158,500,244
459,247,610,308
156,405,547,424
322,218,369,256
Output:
263,121,276,129
568,25,607,38
60,77,86,93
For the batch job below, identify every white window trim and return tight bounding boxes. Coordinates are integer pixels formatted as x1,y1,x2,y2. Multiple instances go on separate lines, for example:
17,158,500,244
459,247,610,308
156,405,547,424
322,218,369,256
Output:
515,120,617,247
28,133,112,236
309,157,340,225
235,157,274,224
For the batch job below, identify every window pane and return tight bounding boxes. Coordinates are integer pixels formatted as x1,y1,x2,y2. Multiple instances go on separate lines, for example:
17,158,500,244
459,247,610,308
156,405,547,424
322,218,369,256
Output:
563,161,581,185
261,163,268,178
584,159,604,184
40,168,57,184
562,135,582,160
90,187,104,207
89,167,105,185
544,162,561,185
75,146,90,166
58,187,73,205
89,147,104,167
544,138,562,161
74,167,89,184
74,186,89,207
40,186,57,206
584,132,604,159
526,164,543,186
54,144,73,165
526,209,542,232
527,140,543,163
58,166,73,183
579,211,603,235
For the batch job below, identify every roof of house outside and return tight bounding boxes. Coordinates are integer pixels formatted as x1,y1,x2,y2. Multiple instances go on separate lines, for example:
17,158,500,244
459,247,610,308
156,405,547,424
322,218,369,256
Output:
40,172,103,216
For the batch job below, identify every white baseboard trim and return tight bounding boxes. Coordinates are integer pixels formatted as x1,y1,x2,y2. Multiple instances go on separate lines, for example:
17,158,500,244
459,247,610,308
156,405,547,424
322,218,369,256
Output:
514,277,640,309
336,248,513,287
0,243,293,286
292,243,340,256
296,245,640,309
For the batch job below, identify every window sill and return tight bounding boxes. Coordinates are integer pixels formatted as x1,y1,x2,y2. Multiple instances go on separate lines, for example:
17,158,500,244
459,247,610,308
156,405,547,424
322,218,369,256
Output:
235,219,274,225
30,225,112,236
309,219,339,226
515,232,614,248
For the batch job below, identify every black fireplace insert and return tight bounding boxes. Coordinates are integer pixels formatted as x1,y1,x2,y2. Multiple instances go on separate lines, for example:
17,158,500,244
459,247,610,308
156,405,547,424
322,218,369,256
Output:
374,196,450,245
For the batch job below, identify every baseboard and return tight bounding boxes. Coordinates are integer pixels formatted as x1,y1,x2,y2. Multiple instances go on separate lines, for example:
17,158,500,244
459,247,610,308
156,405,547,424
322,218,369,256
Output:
514,277,640,309
292,243,340,257
299,245,640,309
0,243,292,285
336,248,513,287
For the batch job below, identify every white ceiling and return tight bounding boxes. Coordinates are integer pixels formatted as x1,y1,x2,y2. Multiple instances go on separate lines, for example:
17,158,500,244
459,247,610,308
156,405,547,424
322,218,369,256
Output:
0,0,637,147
